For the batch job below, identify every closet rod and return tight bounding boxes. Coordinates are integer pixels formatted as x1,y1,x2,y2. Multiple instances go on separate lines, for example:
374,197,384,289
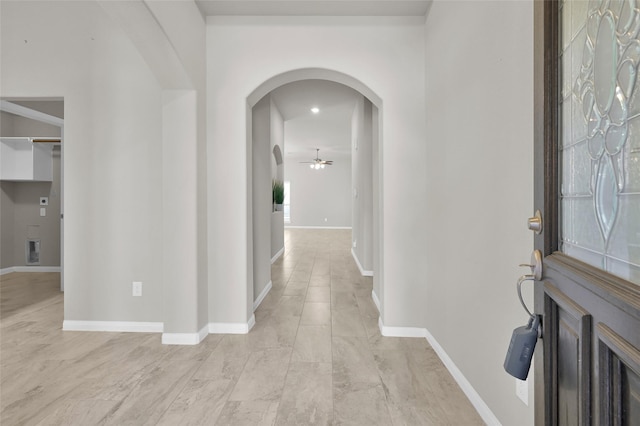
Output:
32,138,61,143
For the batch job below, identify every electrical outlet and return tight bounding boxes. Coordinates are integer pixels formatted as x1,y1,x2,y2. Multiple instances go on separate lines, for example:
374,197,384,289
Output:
353,240,357,248
515,378,528,405
132,281,142,297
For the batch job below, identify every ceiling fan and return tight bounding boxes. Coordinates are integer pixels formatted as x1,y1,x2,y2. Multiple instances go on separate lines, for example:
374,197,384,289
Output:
300,148,333,169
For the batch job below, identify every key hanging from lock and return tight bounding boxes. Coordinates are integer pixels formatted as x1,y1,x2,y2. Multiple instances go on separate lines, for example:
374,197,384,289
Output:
503,250,543,380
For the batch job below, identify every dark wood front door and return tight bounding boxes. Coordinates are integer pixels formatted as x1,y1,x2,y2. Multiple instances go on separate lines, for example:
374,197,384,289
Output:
534,0,640,424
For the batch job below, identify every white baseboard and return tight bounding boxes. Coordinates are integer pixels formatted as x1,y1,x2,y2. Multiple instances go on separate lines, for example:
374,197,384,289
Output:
64,314,258,338
0,268,15,276
271,247,285,264
253,281,272,312
351,248,373,276
377,318,500,425
162,325,209,345
63,320,163,333
63,321,213,346
378,317,426,338
209,314,255,334
285,226,352,230
371,290,381,314
423,328,501,425
1,266,61,275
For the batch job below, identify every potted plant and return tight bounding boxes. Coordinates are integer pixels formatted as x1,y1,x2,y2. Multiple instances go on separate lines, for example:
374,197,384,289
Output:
272,180,285,211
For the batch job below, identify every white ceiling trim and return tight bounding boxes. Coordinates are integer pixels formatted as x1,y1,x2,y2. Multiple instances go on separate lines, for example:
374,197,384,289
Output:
196,0,431,17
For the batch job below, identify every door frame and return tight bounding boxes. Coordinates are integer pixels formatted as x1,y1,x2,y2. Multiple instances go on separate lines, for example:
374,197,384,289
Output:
0,99,64,290
246,68,385,322
532,1,555,419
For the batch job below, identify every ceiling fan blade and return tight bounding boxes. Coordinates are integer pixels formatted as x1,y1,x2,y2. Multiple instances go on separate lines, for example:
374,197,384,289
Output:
305,149,333,165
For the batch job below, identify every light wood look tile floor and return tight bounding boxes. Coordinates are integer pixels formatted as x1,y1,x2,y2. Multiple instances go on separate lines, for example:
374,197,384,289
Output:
1,229,484,425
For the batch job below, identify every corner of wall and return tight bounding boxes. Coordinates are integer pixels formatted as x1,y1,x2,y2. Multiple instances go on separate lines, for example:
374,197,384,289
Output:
377,316,502,426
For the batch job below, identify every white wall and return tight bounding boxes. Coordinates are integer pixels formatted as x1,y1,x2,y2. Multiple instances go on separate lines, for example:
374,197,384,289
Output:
1,182,15,268
2,1,208,335
424,2,535,425
1,1,165,322
252,94,285,307
162,90,200,336
140,1,209,332
270,99,285,259
252,95,273,305
271,211,284,259
371,106,382,302
207,16,427,328
270,99,284,183
351,95,374,272
284,154,352,228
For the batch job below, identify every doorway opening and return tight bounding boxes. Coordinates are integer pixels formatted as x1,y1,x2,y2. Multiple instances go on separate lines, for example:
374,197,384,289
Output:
247,69,383,319
0,98,64,317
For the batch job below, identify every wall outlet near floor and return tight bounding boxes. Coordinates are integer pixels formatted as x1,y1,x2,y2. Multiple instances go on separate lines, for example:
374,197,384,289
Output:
353,240,357,248
516,377,528,405
132,281,142,297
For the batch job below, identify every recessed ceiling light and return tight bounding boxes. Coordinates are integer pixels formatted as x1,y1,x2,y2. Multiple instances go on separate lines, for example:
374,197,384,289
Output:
311,107,320,114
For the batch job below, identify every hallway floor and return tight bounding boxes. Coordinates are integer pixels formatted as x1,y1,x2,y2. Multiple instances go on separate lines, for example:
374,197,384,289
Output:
1,229,483,425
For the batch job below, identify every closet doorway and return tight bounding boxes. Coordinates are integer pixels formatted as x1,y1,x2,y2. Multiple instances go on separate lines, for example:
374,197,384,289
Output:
0,99,64,318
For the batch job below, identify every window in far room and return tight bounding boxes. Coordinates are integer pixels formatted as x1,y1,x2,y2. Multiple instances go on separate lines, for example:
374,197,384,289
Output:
284,181,291,223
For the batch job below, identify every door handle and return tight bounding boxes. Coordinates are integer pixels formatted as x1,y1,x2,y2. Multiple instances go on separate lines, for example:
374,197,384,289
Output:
516,250,543,317
504,250,544,380
519,249,542,280
527,210,543,234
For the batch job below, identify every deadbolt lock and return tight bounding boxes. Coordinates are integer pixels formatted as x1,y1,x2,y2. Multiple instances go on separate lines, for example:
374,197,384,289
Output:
527,210,543,234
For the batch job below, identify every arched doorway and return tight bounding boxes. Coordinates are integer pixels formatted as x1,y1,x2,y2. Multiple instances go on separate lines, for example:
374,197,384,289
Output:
247,68,383,326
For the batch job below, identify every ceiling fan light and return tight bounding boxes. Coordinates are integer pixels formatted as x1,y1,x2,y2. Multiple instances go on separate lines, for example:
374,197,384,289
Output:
315,164,320,170
320,164,325,169
309,164,314,169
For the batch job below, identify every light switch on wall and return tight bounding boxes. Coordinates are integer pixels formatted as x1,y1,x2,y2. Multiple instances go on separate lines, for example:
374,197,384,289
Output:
40,207,46,217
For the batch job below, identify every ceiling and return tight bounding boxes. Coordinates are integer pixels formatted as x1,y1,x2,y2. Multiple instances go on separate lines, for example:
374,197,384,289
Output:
269,80,360,158
195,1,431,17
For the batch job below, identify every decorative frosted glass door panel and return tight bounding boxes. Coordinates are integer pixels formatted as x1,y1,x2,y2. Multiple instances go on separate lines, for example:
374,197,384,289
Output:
560,0,640,284
535,2,640,424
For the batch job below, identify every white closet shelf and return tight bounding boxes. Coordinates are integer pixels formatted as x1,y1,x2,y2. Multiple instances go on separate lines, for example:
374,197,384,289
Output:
1,137,58,181
1,136,61,143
